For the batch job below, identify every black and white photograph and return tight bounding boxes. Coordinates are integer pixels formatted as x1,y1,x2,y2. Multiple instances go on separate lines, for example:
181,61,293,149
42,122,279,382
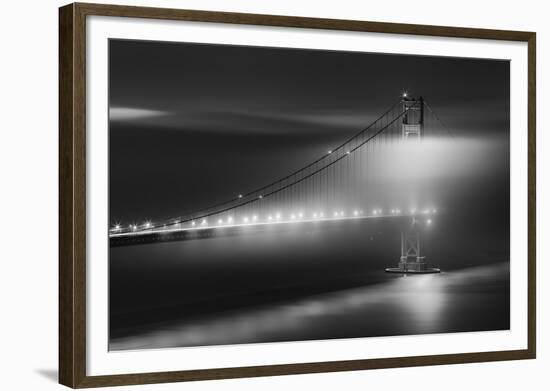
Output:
107,39,510,351
1,0,546,389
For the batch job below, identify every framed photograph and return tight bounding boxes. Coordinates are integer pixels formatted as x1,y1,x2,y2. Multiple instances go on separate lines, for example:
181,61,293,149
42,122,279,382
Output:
59,2,536,388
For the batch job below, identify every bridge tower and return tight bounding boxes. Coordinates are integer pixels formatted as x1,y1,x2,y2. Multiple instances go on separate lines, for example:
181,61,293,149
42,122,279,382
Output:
401,95,424,139
386,94,440,274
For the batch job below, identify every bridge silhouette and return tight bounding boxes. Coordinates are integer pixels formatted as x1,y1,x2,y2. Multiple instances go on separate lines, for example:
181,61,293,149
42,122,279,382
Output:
110,94,450,273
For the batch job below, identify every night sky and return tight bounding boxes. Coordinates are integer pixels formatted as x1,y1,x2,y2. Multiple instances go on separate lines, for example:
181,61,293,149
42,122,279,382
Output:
108,39,510,225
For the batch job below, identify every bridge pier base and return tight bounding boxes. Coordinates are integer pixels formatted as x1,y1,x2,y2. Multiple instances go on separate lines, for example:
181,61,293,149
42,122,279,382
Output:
385,220,440,274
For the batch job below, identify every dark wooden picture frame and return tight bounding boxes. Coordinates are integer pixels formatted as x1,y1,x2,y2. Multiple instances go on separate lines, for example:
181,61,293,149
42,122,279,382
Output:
59,2,536,388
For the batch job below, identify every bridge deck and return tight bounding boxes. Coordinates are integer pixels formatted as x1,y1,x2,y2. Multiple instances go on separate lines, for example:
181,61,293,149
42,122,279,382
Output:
109,212,435,247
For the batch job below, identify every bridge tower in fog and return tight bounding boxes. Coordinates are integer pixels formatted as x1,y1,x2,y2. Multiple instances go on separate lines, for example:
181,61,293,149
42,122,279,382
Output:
401,94,424,139
386,94,439,274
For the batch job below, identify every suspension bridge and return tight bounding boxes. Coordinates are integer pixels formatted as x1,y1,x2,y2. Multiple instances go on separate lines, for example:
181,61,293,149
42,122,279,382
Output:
110,94,451,273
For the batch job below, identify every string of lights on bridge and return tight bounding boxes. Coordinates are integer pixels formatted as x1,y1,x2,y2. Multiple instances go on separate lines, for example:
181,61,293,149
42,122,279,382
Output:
110,207,436,236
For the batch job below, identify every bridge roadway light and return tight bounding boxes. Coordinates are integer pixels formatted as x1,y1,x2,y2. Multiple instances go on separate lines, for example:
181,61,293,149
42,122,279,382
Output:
291,213,296,220
353,210,358,216
218,219,223,225
427,218,432,225
252,215,258,222
227,216,233,223
243,216,249,223
313,212,317,218
327,150,332,154
320,212,324,218
238,194,243,199
268,215,273,221
298,212,303,218
191,221,196,227
276,213,281,220
201,219,207,225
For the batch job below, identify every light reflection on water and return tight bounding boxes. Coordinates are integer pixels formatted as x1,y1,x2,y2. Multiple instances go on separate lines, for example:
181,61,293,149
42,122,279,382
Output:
110,263,509,351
